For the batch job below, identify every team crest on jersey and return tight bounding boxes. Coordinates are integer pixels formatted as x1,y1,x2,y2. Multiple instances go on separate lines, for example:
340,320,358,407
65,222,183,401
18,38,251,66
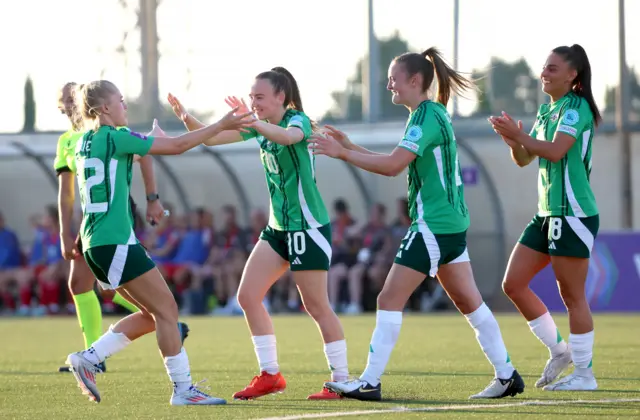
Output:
562,109,580,126
551,113,559,122
405,125,423,142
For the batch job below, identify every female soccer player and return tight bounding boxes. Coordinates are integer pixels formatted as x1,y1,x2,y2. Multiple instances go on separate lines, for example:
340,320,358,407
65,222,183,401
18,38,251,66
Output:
55,82,189,374
309,48,524,401
167,67,349,400
64,80,253,405
488,44,601,391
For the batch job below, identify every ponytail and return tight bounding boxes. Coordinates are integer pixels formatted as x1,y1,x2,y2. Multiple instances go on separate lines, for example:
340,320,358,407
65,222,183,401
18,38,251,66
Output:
552,44,602,126
422,47,474,106
271,67,304,112
395,47,474,106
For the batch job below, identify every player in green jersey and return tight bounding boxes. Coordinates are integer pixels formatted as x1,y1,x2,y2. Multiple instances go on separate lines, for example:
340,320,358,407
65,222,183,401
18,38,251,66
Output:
64,80,253,405
489,44,601,392
55,82,191,374
167,67,349,401
311,48,524,401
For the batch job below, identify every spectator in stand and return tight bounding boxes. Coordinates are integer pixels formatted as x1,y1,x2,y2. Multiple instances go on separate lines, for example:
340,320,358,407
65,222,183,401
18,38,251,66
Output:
331,198,356,261
327,198,358,311
342,203,391,314
145,204,181,265
15,206,67,315
211,205,249,314
167,208,216,312
390,198,412,246
245,209,268,254
0,212,23,312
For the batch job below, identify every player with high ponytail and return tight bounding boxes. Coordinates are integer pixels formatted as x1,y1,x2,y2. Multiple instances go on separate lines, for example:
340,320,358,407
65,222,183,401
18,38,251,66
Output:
167,67,349,400
490,44,601,392
310,47,524,401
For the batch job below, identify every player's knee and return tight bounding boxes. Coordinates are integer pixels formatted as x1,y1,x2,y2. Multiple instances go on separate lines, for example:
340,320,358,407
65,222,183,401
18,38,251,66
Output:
449,292,481,315
502,277,523,299
557,283,586,311
303,296,333,320
68,271,93,295
376,288,399,310
148,297,179,323
237,288,261,312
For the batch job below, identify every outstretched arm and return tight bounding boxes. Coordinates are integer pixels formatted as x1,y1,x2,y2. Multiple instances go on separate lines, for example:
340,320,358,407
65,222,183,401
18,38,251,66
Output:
250,121,304,146
309,133,416,177
116,109,253,157
321,125,382,156
339,147,416,177
167,93,244,146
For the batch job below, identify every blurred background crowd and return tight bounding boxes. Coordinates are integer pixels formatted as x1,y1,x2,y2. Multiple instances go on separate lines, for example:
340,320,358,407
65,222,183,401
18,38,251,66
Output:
0,197,446,317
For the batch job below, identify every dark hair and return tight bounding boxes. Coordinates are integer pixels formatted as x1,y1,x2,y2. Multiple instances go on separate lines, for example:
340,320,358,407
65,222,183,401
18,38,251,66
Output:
334,198,348,213
256,67,304,111
551,44,602,126
222,204,236,215
374,203,387,216
394,47,474,106
45,205,59,225
256,67,318,130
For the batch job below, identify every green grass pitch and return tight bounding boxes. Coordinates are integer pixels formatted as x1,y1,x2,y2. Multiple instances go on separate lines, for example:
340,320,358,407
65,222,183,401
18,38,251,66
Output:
1,314,639,419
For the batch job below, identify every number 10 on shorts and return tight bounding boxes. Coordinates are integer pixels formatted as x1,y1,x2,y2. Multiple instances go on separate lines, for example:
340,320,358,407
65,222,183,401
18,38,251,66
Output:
287,232,306,256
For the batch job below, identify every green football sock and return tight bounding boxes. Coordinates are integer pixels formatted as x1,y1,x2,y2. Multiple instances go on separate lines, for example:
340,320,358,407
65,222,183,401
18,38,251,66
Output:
73,290,103,348
113,292,140,313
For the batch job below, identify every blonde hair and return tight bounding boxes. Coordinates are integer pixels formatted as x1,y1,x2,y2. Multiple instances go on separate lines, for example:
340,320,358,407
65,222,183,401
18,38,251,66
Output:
58,82,84,131
74,80,120,130
57,82,76,109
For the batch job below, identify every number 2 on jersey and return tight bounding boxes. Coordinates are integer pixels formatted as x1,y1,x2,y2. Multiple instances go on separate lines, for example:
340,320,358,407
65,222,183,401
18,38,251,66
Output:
80,157,118,214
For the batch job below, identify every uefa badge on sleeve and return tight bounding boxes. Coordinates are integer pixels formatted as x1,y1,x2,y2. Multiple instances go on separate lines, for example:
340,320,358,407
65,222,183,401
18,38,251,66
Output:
562,110,580,126
405,125,423,142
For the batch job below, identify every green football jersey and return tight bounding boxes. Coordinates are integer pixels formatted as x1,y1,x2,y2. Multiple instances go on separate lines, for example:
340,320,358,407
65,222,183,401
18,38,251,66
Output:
75,126,154,249
397,100,469,235
55,127,131,174
54,129,83,173
530,92,598,217
240,109,329,231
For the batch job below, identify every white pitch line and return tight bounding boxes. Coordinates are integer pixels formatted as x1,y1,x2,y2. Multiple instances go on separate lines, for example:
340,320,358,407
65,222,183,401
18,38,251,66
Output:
256,397,640,420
